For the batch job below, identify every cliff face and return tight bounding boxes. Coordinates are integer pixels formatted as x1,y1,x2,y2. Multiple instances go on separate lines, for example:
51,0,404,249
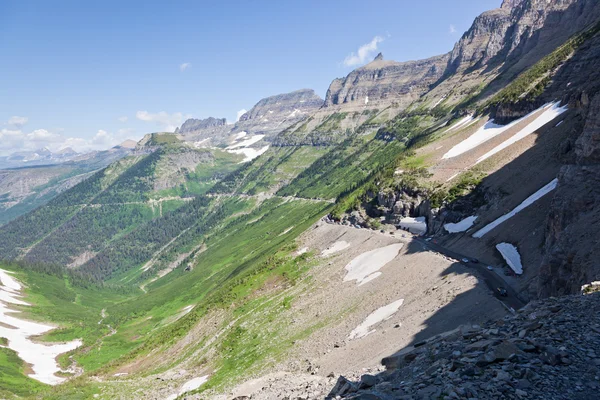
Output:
539,94,600,297
175,117,227,134
238,89,323,123
324,53,449,110
448,0,600,75
234,89,323,138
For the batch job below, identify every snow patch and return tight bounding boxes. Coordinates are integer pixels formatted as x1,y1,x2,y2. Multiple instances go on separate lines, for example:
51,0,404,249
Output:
398,217,427,235
442,115,476,134
193,138,210,148
442,102,558,159
227,146,270,163
322,241,350,256
179,375,210,395
233,131,247,140
444,216,477,233
343,243,403,285
348,299,404,340
432,96,446,108
473,178,558,238
296,247,309,256
226,134,265,149
496,243,523,275
474,102,568,165
365,96,369,105
0,268,83,385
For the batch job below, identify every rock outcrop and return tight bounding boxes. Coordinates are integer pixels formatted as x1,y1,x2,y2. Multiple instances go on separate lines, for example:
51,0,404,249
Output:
324,53,449,110
330,293,600,400
539,93,600,297
235,89,323,137
175,117,227,134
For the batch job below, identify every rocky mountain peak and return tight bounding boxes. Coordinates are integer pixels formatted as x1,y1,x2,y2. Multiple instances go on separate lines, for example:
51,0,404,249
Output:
501,0,525,8
238,89,323,123
175,117,227,134
324,53,449,109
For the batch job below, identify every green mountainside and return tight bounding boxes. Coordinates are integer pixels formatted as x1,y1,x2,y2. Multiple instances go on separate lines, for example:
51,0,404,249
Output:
1,1,600,398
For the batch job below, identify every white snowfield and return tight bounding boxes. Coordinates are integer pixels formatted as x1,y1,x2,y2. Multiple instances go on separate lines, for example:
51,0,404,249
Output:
442,102,560,159
474,102,568,165
166,375,210,400
472,178,558,238
399,217,427,235
444,216,477,233
226,134,265,149
496,243,523,275
348,299,404,340
233,131,247,140
321,241,350,256
442,115,477,135
343,243,403,286
0,268,82,385
227,146,270,163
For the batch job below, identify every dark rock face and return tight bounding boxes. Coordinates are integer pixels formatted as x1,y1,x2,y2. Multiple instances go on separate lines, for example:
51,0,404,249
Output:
448,0,600,75
175,117,227,134
324,53,449,109
539,94,600,297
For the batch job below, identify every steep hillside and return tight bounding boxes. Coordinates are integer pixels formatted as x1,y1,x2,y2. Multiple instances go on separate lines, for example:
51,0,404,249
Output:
0,146,135,224
1,1,600,399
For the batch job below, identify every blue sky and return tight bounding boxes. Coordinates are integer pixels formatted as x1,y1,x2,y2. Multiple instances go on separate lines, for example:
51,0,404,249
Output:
0,0,500,154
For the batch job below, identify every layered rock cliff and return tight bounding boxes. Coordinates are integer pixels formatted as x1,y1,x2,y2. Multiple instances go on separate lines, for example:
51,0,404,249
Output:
324,53,449,110
175,117,227,134
235,89,323,138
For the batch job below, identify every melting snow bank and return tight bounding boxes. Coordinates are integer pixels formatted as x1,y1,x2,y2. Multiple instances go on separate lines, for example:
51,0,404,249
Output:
322,241,350,256
442,115,476,134
227,146,270,163
472,178,558,238
496,243,523,275
166,375,210,399
348,299,404,340
442,102,562,159
474,102,568,165
343,243,403,286
226,134,265,149
399,217,427,235
0,268,82,385
444,216,477,233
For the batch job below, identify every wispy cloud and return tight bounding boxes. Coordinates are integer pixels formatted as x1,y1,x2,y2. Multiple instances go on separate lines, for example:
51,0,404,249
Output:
136,110,190,132
117,116,128,123
7,116,28,128
343,36,384,67
449,25,457,34
236,109,247,122
0,116,138,155
180,62,192,72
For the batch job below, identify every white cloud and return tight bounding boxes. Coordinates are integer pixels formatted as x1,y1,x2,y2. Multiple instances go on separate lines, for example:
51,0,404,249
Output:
180,62,192,72
7,116,28,127
26,129,63,143
0,126,141,156
117,116,128,123
236,109,247,122
449,25,457,34
136,110,190,132
343,36,384,67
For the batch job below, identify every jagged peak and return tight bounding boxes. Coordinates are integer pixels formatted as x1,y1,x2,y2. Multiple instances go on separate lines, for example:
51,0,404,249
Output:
501,0,524,9
374,52,384,62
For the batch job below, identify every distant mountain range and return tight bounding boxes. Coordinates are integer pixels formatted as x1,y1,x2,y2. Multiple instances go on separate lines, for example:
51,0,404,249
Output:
0,140,137,169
